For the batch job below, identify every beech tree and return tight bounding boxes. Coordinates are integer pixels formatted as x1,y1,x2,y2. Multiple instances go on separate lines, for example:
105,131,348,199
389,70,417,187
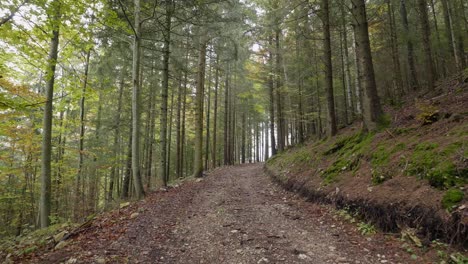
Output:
40,0,61,228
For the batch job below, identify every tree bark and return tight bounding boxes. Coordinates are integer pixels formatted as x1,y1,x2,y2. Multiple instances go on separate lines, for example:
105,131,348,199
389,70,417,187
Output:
441,0,457,68
386,0,404,97
131,0,145,199
160,0,172,187
275,29,285,151
224,63,230,165
268,36,276,155
108,70,125,204
40,0,60,228
450,0,466,70
211,53,219,168
322,0,337,137
241,113,246,164
340,30,349,125
429,0,445,77
75,47,91,218
400,0,419,90
417,0,437,90
340,2,355,119
351,0,384,131
193,37,207,178
121,129,132,199
204,53,212,169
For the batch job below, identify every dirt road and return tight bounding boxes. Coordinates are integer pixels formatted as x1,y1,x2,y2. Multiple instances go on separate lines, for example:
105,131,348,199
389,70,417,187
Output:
37,164,416,263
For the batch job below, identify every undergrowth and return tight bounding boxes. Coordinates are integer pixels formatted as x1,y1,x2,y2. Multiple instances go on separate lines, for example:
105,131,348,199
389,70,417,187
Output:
322,132,373,184
0,222,74,258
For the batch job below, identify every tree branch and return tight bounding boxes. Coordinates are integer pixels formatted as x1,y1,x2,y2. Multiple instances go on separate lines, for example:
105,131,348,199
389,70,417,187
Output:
117,0,138,37
0,0,30,27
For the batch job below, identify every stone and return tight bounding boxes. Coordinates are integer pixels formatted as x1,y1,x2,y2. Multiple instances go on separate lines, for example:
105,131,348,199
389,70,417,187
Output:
65,258,77,264
54,230,69,242
55,240,69,250
130,212,139,219
120,202,130,209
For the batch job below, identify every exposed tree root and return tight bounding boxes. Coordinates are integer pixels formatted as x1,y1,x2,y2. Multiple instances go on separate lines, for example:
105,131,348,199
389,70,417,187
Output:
264,166,467,249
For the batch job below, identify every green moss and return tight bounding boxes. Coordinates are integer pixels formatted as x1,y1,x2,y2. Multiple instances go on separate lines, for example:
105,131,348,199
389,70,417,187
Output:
322,132,373,184
21,245,38,255
370,142,406,185
377,114,391,130
393,142,406,152
414,142,438,151
405,141,466,189
267,147,315,174
394,127,415,135
372,145,392,166
441,189,464,210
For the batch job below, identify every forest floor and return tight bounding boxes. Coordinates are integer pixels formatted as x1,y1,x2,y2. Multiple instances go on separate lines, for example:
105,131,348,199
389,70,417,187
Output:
14,163,445,263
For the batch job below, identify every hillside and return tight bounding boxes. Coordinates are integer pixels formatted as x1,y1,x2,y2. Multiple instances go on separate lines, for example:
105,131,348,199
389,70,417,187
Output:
265,73,468,248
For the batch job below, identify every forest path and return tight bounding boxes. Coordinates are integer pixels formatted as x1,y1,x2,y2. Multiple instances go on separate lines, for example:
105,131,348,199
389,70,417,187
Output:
39,164,414,263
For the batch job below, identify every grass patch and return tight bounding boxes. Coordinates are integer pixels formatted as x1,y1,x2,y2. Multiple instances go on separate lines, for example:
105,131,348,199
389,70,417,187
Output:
441,189,464,210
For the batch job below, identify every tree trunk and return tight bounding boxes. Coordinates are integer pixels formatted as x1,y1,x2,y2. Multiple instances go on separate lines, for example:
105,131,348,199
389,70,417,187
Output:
313,39,323,137
166,88,175,181
429,0,445,77
340,30,349,125
75,47,91,218
441,0,459,70
264,122,269,160
145,61,157,189
400,0,419,90
417,0,437,90
40,0,60,228
193,38,207,178
295,22,305,143
340,3,355,119
450,0,466,70
352,31,362,115
224,63,230,165
275,29,285,151
351,0,384,131
204,54,212,169
108,70,125,204
268,36,276,155
131,0,145,199
180,58,188,177
387,0,404,98
211,53,219,168
255,122,260,162
322,0,337,137
160,1,172,187
90,91,102,212
121,130,132,199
